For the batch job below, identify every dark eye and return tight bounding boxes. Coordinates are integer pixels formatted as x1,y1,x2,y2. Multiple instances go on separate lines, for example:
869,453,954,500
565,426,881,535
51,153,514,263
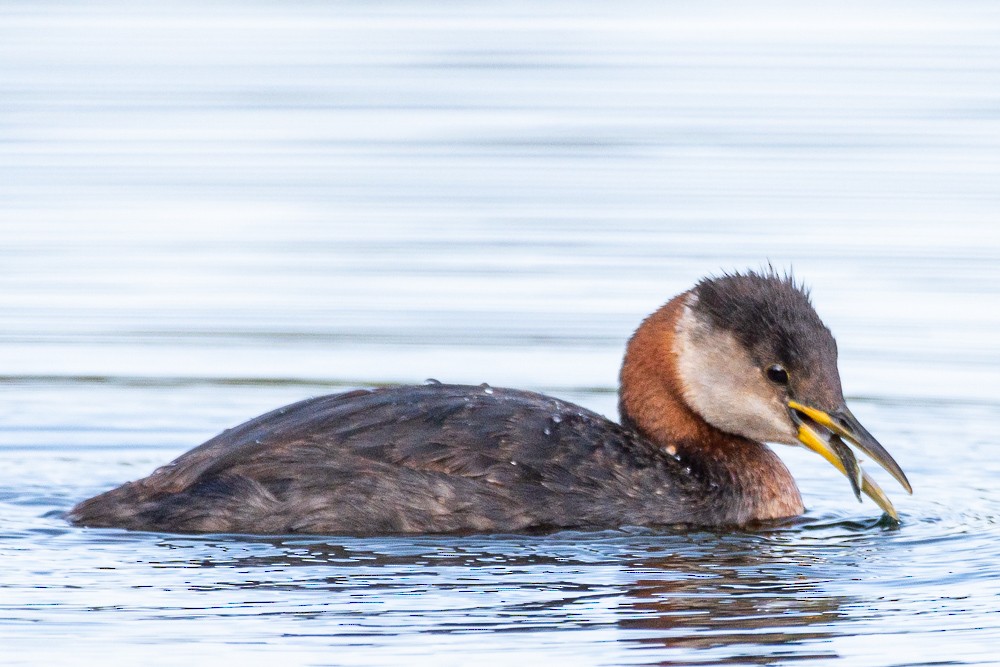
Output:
766,365,789,385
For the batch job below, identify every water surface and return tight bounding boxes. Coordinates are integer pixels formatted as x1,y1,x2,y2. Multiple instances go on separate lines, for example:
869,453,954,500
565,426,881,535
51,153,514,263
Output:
2,1,1000,665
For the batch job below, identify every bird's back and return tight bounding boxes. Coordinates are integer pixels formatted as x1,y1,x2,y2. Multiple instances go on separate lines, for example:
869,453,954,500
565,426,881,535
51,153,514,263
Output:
69,384,713,534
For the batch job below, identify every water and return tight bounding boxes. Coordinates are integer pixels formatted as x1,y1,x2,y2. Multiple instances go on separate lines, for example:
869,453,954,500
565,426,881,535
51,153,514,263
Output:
2,1,1000,664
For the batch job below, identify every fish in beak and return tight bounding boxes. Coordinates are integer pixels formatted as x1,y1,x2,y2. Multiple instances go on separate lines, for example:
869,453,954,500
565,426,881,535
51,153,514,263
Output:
788,400,912,520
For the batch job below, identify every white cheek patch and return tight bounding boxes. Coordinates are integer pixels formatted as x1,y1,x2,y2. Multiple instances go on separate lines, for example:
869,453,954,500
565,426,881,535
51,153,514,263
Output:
673,299,798,445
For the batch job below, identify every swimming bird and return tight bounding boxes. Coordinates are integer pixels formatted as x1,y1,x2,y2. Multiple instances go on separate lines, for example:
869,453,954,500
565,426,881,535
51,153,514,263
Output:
69,271,911,534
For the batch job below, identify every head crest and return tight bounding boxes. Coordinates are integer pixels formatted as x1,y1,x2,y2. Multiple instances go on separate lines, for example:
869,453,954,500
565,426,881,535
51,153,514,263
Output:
691,269,830,368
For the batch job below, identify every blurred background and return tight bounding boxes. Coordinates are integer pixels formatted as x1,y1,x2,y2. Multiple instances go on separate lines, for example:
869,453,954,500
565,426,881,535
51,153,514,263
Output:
2,0,998,401
2,2,1000,665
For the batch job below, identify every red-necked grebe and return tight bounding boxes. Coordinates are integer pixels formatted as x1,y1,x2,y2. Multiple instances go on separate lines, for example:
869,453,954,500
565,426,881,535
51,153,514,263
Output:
69,271,911,534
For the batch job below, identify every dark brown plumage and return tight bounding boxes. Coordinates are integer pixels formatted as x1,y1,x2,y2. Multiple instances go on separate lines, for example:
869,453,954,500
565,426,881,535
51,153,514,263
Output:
69,271,909,535
71,385,769,533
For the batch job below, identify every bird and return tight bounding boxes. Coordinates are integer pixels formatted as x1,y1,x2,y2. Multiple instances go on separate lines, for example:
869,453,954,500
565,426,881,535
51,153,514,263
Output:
69,270,911,535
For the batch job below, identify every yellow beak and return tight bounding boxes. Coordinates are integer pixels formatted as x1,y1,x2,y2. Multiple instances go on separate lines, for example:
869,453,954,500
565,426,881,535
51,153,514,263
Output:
788,400,912,520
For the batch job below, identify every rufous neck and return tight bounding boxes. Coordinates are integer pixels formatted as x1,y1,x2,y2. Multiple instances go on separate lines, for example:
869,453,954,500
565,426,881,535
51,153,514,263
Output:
618,292,723,448
617,292,803,522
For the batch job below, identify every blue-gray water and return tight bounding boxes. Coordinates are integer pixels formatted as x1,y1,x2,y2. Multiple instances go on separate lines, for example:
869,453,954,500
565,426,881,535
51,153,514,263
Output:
2,1,1000,665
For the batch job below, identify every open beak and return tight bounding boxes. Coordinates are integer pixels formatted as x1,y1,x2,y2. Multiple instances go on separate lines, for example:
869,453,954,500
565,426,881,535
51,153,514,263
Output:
788,400,912,520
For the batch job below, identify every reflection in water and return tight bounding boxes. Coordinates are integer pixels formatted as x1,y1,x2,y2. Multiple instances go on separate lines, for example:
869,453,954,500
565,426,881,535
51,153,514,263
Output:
622,547,845,663
130,530,859,663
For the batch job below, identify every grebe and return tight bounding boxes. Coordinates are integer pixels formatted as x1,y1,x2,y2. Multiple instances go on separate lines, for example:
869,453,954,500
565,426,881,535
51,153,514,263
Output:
69,271,911,534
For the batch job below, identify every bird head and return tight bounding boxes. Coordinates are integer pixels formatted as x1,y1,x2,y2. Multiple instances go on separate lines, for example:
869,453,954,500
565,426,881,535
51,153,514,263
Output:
673,270,912,518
